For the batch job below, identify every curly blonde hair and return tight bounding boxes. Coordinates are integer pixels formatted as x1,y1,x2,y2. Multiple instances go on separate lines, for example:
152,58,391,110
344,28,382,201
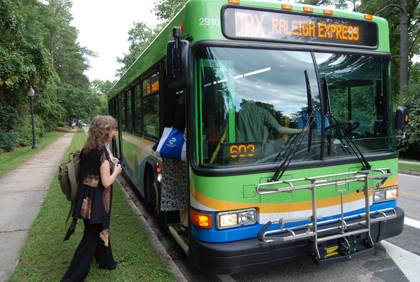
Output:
83,115,117,152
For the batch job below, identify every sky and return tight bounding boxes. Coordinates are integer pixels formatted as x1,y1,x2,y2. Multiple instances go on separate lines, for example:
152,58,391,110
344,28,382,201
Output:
70,0,159,83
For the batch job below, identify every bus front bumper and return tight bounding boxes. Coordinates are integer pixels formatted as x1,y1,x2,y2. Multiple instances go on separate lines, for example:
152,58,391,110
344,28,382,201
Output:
189,207,404,274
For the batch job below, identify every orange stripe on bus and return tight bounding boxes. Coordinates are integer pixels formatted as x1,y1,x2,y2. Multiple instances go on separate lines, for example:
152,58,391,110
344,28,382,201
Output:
191,187,377,213
190,176,398,213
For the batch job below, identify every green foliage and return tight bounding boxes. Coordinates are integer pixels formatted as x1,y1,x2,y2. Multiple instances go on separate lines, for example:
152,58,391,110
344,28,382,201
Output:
359,0,419,96
0,0,51,90
116,22,156,76
398,83,420,155
89,80,112,116
117,0,189,76
0,132,19,152
153,0,188,21
90,79,114,95
298,0,420,157
0,0,105,152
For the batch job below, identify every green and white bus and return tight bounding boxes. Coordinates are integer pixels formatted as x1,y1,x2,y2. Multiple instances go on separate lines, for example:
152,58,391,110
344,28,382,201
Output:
108,0,407,273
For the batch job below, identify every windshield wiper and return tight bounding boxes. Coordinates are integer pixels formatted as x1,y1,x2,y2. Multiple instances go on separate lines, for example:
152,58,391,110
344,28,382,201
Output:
322,78,371,170
270,114,314,182
270,70,315,182
331,118,371,170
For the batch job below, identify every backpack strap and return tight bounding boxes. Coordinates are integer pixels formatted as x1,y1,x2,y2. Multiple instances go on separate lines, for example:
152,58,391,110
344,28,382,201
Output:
64,217,78,241
65,204,73,225
67,161,78,202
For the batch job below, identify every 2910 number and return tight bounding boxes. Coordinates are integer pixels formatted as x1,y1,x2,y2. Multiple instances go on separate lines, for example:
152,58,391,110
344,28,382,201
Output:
199,17,220,26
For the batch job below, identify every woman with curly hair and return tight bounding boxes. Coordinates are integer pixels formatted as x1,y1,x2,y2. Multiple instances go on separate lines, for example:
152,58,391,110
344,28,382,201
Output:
62,115,122,282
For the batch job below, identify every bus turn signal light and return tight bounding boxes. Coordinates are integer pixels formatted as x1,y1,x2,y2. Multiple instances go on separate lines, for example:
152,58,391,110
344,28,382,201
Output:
323,9,333,15
228,0,240,5
364,14,374,21
190,209,212,229
281,4,293,10
303,6,314,13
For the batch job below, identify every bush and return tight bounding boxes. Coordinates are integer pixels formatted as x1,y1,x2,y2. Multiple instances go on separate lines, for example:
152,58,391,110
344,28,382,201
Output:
398,84,420,159
0,103,48,150
15,114,46,146
0,131,20,152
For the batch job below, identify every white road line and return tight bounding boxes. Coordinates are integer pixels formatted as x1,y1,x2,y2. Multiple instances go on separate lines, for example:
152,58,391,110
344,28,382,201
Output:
382,241,420,282
399,173,420,178
405,217,420,229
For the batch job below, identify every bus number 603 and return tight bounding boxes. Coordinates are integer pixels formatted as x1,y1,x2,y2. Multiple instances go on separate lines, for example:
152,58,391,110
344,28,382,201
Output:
230,144,256,159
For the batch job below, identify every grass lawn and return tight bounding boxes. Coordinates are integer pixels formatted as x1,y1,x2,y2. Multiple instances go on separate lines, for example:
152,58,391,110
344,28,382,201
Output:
9,132,175,282
0,131,65,177
399,162,420,174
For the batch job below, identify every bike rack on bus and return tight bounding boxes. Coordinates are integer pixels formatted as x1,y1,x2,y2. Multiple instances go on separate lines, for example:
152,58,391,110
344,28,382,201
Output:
256,169,397,260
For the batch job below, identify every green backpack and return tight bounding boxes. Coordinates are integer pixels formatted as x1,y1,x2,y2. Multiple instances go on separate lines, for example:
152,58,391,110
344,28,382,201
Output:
58,150,81,203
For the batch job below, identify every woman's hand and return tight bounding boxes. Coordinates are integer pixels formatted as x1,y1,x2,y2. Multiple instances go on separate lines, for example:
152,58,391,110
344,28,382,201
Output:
114,163,122,175
101,160,122,187
112,157,119,164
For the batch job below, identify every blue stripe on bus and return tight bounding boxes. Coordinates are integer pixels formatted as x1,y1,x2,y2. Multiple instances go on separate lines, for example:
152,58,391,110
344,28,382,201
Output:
191,200,397,243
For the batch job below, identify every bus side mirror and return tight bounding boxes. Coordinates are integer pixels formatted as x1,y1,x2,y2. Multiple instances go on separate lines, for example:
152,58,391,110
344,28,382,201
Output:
395,106,408,130
166,27,191,89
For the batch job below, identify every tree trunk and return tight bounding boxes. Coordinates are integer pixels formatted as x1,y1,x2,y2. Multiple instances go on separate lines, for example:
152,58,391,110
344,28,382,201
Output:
400,0,409,93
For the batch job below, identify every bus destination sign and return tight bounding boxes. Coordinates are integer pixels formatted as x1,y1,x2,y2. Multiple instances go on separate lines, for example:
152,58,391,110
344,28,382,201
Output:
223,7,378,47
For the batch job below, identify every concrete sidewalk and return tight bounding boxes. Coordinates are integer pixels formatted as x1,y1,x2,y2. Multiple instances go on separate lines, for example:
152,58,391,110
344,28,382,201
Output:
0,133,74,282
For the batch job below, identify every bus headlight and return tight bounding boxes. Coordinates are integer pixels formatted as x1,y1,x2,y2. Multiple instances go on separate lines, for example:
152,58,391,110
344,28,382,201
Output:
217,208,257,229
374,186,399,202
385,187,399,200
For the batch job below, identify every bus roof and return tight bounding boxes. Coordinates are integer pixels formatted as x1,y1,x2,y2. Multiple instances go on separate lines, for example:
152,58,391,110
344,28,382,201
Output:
109,0,389,98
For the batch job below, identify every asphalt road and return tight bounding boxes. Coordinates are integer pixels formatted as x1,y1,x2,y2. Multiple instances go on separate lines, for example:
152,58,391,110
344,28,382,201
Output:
124,173,420,282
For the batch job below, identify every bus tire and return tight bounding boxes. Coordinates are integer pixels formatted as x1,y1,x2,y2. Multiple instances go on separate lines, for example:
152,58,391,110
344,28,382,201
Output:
144,165,160,215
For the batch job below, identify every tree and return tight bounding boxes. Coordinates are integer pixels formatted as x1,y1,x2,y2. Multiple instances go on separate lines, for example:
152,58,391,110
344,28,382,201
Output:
299,0,419,96
116,0,189,76
116,22,155,76
0,0,96,151
153,0,188,21
91,79,114,95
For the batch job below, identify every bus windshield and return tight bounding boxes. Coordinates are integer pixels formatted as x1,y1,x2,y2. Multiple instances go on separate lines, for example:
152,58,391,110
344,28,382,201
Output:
315,53,392,160
196,47,392,167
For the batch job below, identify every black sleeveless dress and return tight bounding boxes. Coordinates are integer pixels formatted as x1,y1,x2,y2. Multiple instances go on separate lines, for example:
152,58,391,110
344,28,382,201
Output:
72,146,113,246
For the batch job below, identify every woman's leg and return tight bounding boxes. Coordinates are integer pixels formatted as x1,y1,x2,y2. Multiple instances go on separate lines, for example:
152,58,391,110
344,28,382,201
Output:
95,236,117,268
61,221,99,282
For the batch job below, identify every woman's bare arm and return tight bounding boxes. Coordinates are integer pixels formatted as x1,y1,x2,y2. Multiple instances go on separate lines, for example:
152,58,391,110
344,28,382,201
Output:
100,160,122,188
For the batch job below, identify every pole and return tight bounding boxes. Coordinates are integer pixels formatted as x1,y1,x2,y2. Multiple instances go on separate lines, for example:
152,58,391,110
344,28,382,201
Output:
399,0,408,93
30,96,36,149
374,3,409,95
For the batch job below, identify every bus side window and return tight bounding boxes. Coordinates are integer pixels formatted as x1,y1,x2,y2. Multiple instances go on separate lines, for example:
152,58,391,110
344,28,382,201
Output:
143,72,160,138
121,91,127,131
127,89,133,132
134,83,142,134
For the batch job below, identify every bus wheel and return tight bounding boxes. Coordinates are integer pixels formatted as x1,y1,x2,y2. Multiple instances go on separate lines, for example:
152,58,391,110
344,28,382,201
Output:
144,166,160,215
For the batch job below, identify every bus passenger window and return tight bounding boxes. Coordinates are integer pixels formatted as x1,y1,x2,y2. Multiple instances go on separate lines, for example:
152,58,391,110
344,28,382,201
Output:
127,90,133,131
121,92,127,131
143,72,160,138
134,83,142,134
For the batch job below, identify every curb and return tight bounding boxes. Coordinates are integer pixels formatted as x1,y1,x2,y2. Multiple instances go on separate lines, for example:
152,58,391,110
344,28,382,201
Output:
117,180,188,282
